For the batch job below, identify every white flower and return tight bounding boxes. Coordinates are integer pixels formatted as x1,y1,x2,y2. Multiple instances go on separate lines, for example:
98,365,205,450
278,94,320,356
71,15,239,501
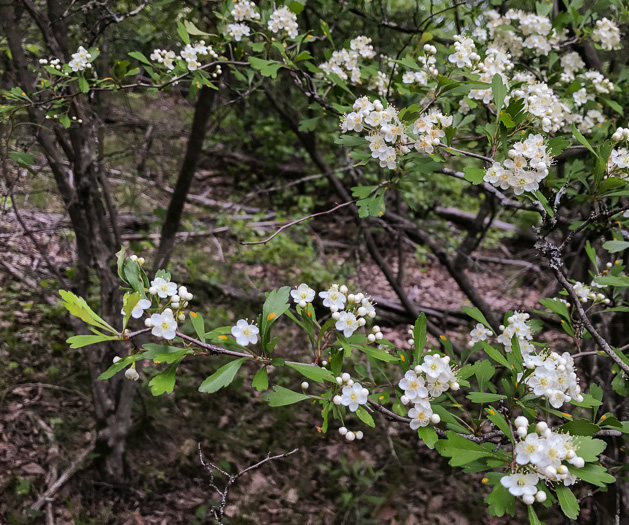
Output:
500,472,539,497
399,370,429,400
319,285,346,310
515,433,541,465
267,6,298,39
291,283,315,307
421,354,448,379
151,277,178,298
149,310,178,340
335,311,359,337
425,374,450,397
121,298,152,319
408,399,433,430
340,382,369,412
227,23,251,42
469,323,492,343
231,319,259,346
231,0,260,21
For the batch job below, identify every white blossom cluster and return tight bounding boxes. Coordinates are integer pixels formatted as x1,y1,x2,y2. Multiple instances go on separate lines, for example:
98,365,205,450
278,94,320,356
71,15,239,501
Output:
511,78,569,134
231,0,260,22
572,281,609,304
495,311,534,354
413,110,453,155
317,36,376,84
402,44,437,86
521,351,583,408
179,41,218,71
68,46,92,72
468,47,513,105
226,23,251,42
38,57,62,70
559,52,585,83
150,49,177,70
333,374,369,412
501,418,587,505
398,355,459,430
140,277,194,341
483,134,552,195
367,70,390,97
267,6,298,39
611,127,629,171
592,17,621,51
448,35,479,68
340,97,409,170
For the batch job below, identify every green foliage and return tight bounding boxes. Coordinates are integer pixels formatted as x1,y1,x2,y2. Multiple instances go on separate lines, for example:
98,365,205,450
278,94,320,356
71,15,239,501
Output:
198,358,249,393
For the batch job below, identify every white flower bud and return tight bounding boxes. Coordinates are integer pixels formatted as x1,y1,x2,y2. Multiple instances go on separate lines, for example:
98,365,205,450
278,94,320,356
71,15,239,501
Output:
361,388,369,397
400,395,410,405
408,339,415,346
186,293,193,301
567,449,576,459
606,262,613,268
516,426,528,437
522,494,535,505
137,257,145,265
301,382,309,390
355,430,363,440
368,311,376,318
330,305,339,313
367,334,376,343
333,395,342,405
149,286,157,295
573,456,585,468
321,360,327,366
179,286,188,295
357,307,367,316
130,255,138,261
332,312,341,320
346,379,354,387
339,426,347,435
347,294,355,302
336,377,343,385
544,465,557,478
345,431,355,442
172,295,180,303
145,318,153,327
113,356,121,363
514,416,529,429
178,313,185,321
171,302,180,309
535,490,547,503
373,326,380,333
536,421,548,433
299,300,307,308
358,318,366,326
430,413,441,424
543,428,552,438
341,373,350,382
375,332,383,340
339,285,348,294
414,365,423,374
355,293,364,302
450,382,460,391
557,465,569,476
125,368,139,381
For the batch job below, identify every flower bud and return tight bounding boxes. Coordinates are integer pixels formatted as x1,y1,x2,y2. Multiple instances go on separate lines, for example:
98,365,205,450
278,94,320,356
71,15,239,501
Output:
535,491,547,503
171,302,180,309
414,365,423,374
125,368,139,381
355,430,363,440
430,414,441,425
301,382,309,390
347,294,355,302
536,421,548,433
172,295,180,303
341,373,350,382
522,494,535,505
516,426,528,437
557,465,568,476
333,395,342,405
340,285,348,294
336,377,343,385
113,356,121,363
375,332,383,340
339,426,347,435
145,318,153,327
321,360,328,366
367,334,376,343
330,305,339,313
149,287,157,295
400,395,410,405
573,456,585,468
178,313,185,321
358,318,366,326
332,312,341,320
345,431,355,442
450,382,460,391
514,416,528,429
130,255,138,261
346,379,354,387
138,257,145,265
544,466,557,478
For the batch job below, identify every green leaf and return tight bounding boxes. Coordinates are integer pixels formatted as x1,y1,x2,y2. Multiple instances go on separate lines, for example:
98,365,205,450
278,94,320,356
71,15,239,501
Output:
66,333,119,348
602,240,629,253
485,482,516,517
572,436,606,462
351,185,386,217
121,292,141,330
183,20,213,36
535,190,554,217
467,392,506,403
78,76,89,93
474,360,495,391
464,167,485,185
141,344,182,360
289,0,305,14
198,357,249,393
594,275,629,287
359,345,400,362
149,360,182,396
59,290,118,334
486,408,513,443
556,485,579,520
128,51,152,65
177,21,190,44
59,114,71,129
252,367,268,391
287,362,335,383
152,348,192,364
480,342,510,369
189,312,205,343
568,463,615,487
417,425,438,449
356,406,375,428
527,505,542,525
559,419,599,437
547,136,571,157
413,313,427,362
435,431,502,467
572,124,597,157
123,259,146,297
462,306,493,331
491,74,507,114
97,354,143,380
263,385,312,406
249,57,284,79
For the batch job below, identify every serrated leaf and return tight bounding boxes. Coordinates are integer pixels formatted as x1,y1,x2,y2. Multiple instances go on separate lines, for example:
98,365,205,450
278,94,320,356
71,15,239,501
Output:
602,240,629,253
356,406,375,427
486,482,516,517
263,385,311,406
249,57,284,79
464,167,485,185
252,367,268,391
59,290,118,334
568,463,615,487
435,430,503,467
572,436,606,462
417,425,438,448
556,485,579,520
198,357,248,393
